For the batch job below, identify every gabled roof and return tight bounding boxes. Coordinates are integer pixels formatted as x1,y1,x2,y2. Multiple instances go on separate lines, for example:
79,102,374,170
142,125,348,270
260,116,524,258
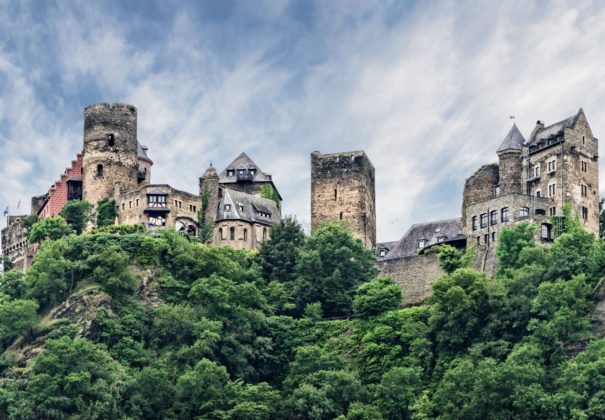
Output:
526,108,583,147
148,188,168,195
219,152,272,183
384,218,463,260
216,189,280,226
138,144,152,162
497,124,525,153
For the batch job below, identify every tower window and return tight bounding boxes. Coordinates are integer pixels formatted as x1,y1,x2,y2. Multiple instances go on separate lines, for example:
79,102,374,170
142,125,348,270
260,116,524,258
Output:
494,186,500,198
472,216,477,230
97,164,103,177
243,229,248,242
334,188,337,201
535,166,540,177
219,228,223,240
582,135,586,145
230,227,235,240
106,134,115,147
582,161,587,172
582,206,588,220
548,184,556,197
263,228,267,241
581,185,587,197
340,212,343,220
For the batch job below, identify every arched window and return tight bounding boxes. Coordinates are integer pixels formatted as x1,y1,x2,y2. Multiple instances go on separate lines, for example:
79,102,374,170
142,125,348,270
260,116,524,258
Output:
243,229,248,242
262,228,267,241
97,164,103,177
230,227,235,240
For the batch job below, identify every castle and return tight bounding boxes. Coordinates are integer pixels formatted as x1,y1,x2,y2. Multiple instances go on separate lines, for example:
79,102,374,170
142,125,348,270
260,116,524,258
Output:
2,105,601,303
2,103,281,270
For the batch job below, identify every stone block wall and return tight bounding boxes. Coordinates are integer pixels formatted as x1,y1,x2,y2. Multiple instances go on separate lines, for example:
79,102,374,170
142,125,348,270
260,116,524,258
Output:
497,150,522,195
214,220,270,250
377,253,444,305
1,216,28,272
311,151,376,248
461,163,499,230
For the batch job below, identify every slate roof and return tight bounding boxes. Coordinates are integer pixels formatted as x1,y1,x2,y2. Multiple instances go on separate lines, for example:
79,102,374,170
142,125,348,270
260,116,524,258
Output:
384,218,463,260
138,144,152,161
526,109,583,147
148,188,168,195
374,241,399,259
497,124,525,152
216,189,280,226
219,152,272,183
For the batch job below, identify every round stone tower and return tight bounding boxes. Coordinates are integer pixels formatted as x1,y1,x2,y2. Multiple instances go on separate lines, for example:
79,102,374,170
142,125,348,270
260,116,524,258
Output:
200,164,220,215
82,103,139,205
496,124,525,196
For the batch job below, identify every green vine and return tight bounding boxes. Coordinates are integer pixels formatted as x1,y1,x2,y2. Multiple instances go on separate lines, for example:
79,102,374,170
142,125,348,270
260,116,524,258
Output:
261,183,281,211
197,184,214,243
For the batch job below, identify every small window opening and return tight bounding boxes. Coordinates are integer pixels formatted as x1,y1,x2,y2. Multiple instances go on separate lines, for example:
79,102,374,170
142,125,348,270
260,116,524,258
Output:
334,188,337,201
230,227,235,240
339,212,343,220
243,229,248,242
97,164,103,177
106,134,115,147
219,228,223,240
263,228,267,241
582,135,586,145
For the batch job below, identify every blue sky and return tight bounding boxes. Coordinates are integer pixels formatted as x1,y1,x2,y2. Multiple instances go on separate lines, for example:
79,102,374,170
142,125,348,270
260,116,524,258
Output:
0,0,603,242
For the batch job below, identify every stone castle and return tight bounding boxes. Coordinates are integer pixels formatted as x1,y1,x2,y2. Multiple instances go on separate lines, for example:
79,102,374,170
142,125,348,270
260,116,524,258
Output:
2,105,601,305
2,103,281,270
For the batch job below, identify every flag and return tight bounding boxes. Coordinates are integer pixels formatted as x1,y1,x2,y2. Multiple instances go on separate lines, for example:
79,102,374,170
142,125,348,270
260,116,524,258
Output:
3,207,7,216
17,200,20,209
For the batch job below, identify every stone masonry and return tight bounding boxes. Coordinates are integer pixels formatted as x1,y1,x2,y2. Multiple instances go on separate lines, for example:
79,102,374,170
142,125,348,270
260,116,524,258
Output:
311,151,376,249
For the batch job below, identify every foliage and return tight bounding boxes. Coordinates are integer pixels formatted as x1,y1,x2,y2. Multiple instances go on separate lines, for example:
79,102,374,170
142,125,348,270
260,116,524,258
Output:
495,222,536,275
197,184,214,243
353,276,402,319
28,216,72,243
437,244,475,273
257,215,305,284
20,214,40,236
260,183,281,211
87,223,145,235
96,197,118,227
59,200,94,234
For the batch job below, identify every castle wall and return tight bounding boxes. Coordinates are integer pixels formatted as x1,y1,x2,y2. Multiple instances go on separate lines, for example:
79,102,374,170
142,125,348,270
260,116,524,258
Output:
1,216,29,272
38,154,83,218
214,220,270,250
311,151,376,248
376,253,444,305
497,150,522,195
82,103,139,206
461,163,499,230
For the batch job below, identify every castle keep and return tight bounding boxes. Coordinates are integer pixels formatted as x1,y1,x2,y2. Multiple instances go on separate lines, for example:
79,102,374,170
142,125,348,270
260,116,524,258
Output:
311,151,376,249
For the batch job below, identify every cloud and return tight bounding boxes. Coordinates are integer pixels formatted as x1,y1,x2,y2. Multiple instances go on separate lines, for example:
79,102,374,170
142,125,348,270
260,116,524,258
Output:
0,0,603,243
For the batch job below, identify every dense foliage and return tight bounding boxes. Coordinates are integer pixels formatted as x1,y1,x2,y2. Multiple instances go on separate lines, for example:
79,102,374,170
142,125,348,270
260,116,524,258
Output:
0,216,604,419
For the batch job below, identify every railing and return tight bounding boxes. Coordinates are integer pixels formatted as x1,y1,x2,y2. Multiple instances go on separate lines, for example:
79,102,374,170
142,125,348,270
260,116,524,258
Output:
237,172,253,182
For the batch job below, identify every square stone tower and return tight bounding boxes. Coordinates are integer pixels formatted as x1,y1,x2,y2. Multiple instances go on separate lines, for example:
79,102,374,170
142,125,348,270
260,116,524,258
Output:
311,150,376,248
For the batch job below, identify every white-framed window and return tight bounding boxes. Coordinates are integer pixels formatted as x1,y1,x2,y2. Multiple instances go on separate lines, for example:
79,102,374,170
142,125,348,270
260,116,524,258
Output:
541,224,551,239
519,207,529,218
418,240,426,249
379,249,386,257
535,166,540,177
548,159,556,173
548,183,556,197
490,210,498,225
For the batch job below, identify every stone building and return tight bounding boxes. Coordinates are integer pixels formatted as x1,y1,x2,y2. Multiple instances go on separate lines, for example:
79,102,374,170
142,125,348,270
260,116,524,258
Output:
1,103,282,269
310,150,376,249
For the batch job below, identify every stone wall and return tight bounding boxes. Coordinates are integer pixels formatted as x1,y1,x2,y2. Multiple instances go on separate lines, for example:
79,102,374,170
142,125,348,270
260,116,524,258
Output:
311,151,376,248
82,103,139,206
497,150,522,195
377,253,444,305
461,163,499,230
1,216,28,272
214,220,270,250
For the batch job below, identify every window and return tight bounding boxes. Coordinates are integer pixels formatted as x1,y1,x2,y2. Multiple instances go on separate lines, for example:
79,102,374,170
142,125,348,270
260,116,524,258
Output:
227,170,234,177
519,207,529,218
492,232,496,243
238,169,245,177
582,161,587,172
494,186,500,198
418,240,426,249
477,236,480,245
238,205,244,212
339,212,343,220
136,199,139,207
535,166,540,177
472,216,477,231
548,183,556,197
243,229,248,242
541,224,551,239
249,169,256,176
484,234,489,245
582,206,588,220
225,204,231,211
379,249,386,257
193,206,196,213
106,133,115,147
536,190,541,198
581,184,587,197
582,135,586,145
122,203,125,211
501,207,509,222
490,210,498,225
97,164,103,177
148,215,166,227
129,201,132,208
480,213,488,228
334,188,337,201
549,207,556,216
219,228,223,240
548,160,556,173
263,228,267,241
230,227,235,240
174,200,178,206
437,236,445,243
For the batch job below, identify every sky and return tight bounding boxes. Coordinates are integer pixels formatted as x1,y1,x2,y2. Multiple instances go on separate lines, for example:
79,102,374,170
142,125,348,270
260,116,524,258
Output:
0,0,604,242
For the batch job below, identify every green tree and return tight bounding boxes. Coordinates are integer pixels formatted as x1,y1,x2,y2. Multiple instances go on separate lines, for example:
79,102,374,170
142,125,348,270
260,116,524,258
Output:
437,244,476,274
257,215,305,283
96,197,118,227
353,276,402,319
495,222,536,275
374,366,422,420
0,299,38,348
292,221,377,318
89,246,138,297
59,200,94,234
20,214,40,236
197,184,214,243
28,217,72,243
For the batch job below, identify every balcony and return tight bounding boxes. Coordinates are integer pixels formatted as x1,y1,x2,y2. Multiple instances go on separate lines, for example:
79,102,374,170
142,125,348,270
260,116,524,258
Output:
237,172,253,182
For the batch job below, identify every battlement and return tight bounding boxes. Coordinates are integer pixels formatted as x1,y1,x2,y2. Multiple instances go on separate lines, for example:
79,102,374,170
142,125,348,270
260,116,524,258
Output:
311,150,375,178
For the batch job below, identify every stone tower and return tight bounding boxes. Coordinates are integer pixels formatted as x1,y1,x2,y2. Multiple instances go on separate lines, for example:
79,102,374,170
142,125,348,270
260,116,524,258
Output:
311,150,376,248
200,163,220,233
496,124,524,195
82,103,139,205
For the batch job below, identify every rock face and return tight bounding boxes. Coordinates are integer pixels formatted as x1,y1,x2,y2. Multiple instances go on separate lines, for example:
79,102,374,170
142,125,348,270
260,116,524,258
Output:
52,288,113,340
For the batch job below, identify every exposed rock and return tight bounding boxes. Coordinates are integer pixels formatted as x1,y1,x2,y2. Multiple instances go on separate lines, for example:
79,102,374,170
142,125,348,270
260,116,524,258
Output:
133,266,162,311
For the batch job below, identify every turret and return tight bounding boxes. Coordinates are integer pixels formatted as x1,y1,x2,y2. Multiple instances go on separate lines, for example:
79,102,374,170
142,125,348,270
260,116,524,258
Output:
82,103,140,205
200,164,220,242
496,124,524,195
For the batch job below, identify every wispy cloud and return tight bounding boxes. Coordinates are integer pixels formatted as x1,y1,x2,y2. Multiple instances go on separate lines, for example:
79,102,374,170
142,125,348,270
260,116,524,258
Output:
0,0,603,242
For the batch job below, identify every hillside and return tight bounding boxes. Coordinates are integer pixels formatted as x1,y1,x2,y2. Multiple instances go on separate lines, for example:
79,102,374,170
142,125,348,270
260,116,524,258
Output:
0,218,604,419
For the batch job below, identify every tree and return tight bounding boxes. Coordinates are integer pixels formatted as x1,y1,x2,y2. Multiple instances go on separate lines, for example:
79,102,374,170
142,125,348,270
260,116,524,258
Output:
96,198,118,227
20,214,40,236
495,222,536,275
89,246,138,297
59,200,94,234
257,215,305,283
353,277,402,319
437,244,476,274
374,367,422,420
291,221,377,318
28,217,72,243
0,299,38,349
197,184,214,243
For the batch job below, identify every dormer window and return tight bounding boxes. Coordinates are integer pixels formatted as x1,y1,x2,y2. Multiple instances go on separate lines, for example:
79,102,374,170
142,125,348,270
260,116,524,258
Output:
249,169,256,176
225,204,231,211
238,204,244,212
418,240,426,249
379,249,386,257
227,170,235,177
106,134,115,147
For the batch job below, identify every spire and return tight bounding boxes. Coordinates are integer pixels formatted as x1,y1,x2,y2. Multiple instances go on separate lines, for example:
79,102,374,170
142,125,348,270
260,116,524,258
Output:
497,124,526,153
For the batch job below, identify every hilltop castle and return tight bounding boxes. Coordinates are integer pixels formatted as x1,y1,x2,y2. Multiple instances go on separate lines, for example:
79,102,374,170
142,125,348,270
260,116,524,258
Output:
2,103,281,270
